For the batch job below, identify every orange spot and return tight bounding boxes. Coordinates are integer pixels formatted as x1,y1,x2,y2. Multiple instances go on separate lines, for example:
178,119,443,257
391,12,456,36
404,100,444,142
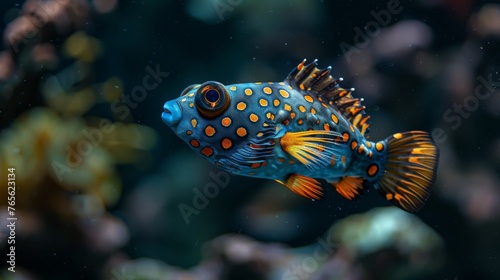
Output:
290,112,296,119
244,88,253,96
297,119,304,125
279,89,290,98
299,83,305,90
386,193,393,200
376,142,384,152
368,151,373,158
311,108,316,114
330,155,336,165
321,103,328,108
259,99,268,107
263,87,272,94
229,86,237,91
249,113,259,123
323,123,330,131
191,119,197,128
221,138,232,149
201,147,214,157
273,99,280,106
298,105,306,113
351,141,358,150
237,102,247,111
289,160,295,165
190,139,199,147
358,145,365,154
205,126,216,137
221,117,232,127
342,132,350,142
278,157,286,163
304,95,314,103
331,113,339,124
283,119,290,125
366,141,372,148
284,104,292,111
189,103,194,108
367,164,378,177
250,162,261,169
341,155,346,165
236,127,247,137
186,130,192,135
266,112,275,120
256,132,264,137
393,133,403,139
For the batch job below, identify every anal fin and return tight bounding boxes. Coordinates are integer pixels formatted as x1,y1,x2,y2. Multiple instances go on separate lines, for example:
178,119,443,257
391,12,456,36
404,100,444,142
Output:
277,174,323,200
333,176,364,200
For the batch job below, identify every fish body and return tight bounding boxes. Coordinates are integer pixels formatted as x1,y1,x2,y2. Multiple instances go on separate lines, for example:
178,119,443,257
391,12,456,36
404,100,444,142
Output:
162,59,439,212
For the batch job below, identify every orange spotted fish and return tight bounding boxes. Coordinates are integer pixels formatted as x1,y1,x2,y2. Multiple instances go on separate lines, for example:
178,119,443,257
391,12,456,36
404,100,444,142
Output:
162,59,439,212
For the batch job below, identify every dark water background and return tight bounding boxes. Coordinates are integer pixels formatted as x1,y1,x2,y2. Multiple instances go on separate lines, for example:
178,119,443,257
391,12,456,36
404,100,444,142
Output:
0,0,499,279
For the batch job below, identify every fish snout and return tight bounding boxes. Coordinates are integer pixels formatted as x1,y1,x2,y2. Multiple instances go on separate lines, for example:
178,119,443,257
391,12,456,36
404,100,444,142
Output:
162,100,182,127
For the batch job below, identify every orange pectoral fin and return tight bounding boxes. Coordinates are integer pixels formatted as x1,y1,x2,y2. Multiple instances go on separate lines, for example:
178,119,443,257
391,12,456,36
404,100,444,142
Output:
279,130,346,171
332,176,364,200
277,174,323,200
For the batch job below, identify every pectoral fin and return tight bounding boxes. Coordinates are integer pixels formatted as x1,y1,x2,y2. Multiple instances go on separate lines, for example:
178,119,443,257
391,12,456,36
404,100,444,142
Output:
279,130,346,171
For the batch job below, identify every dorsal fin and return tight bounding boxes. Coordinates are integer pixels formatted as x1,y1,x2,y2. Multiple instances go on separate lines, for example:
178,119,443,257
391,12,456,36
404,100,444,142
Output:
284,59,371,136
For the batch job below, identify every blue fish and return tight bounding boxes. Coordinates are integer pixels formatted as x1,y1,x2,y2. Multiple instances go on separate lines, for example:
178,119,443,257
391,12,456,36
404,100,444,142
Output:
162,59,439,212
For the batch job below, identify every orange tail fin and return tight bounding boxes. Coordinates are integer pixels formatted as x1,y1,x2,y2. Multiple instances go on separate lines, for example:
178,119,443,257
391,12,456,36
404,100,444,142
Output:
376,131,439,212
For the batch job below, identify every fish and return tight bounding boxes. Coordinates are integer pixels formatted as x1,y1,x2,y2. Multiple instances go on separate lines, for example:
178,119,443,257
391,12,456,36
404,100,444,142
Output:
162,59,439,213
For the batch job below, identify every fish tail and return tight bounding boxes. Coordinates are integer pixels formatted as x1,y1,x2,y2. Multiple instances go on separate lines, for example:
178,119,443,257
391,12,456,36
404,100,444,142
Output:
373,131,439,212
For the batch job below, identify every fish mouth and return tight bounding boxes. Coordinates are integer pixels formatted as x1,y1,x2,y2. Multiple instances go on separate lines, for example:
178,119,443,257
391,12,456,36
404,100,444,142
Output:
162,100,182,127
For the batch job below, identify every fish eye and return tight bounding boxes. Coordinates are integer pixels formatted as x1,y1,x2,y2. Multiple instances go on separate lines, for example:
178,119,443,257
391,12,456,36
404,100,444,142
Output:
204,88,220,103
180,84,199,96
195,81,231,119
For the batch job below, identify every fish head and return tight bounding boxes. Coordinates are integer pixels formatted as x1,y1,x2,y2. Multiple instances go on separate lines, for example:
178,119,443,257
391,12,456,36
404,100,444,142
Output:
162,81,247,162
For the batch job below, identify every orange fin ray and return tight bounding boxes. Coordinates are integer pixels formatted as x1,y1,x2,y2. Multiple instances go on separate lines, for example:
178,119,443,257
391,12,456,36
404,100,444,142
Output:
333,176,364,200
279,130,346,171
277,174,323,200
376,131,439,213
